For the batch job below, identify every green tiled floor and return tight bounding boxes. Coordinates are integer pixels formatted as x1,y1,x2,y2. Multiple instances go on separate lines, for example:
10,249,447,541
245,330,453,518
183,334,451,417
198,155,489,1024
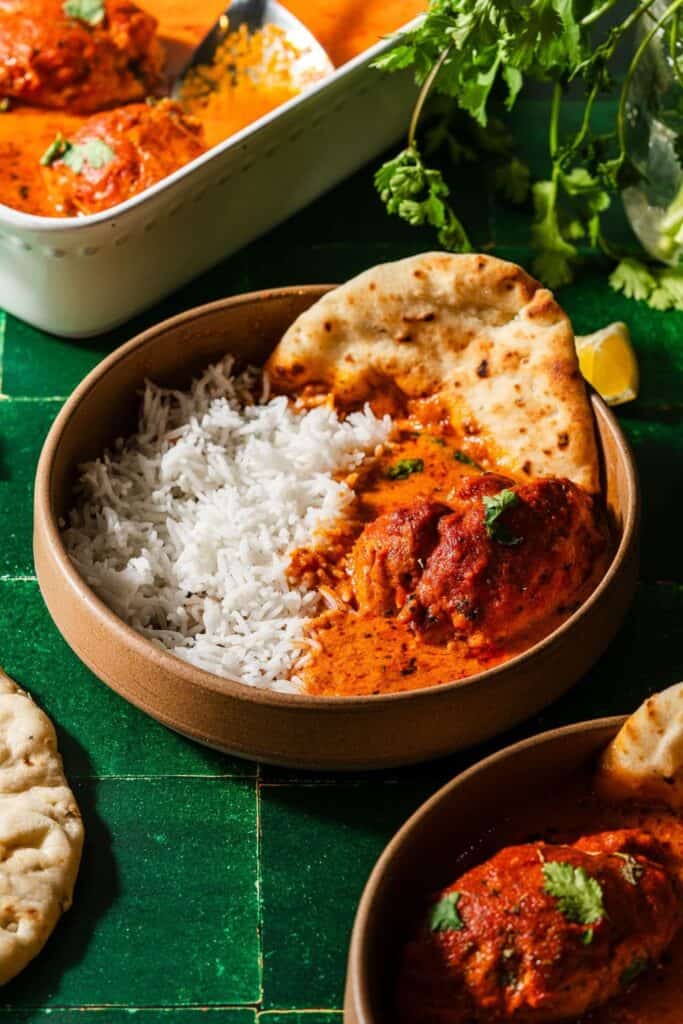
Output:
1,96,683,1020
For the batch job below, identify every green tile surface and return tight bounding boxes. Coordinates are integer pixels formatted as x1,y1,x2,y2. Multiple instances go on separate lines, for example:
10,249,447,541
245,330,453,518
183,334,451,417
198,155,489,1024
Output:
0,92,681,1020
260,782,434,1009
2,779,259,1008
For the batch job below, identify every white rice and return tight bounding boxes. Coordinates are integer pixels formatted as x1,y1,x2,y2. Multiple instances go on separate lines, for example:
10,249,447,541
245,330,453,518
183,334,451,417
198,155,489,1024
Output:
63,357,391,692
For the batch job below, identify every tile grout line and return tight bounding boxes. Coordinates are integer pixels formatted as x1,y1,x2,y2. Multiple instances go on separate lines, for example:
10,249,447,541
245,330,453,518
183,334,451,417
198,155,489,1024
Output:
0,1005,343,1014
71,773,258,782
0,394,67,402
255,760,265,1007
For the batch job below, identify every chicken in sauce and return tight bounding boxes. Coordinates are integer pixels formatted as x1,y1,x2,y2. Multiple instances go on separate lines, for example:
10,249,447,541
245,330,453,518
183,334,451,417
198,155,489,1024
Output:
0,0,164,112
41,99,204,215
353,475,604,643
400,828,683,1023
291,399,608,697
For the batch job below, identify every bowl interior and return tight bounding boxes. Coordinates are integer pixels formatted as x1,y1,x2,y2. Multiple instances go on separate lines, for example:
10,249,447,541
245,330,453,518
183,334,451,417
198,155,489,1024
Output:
349,719,624,1024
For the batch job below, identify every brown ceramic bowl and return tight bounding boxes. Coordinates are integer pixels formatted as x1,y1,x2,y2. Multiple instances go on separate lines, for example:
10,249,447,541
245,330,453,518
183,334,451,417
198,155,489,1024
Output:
344,716,625,1023
34,287,639,770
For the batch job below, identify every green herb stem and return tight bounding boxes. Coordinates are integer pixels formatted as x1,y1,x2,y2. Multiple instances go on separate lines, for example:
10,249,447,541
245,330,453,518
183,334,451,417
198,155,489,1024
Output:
580,0,622,28
549,82,562,160
408,45,452,148
669,15,683,89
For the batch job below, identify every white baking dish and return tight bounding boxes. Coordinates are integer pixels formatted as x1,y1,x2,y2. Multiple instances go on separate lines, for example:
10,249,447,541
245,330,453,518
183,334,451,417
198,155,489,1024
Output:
0,18,419,337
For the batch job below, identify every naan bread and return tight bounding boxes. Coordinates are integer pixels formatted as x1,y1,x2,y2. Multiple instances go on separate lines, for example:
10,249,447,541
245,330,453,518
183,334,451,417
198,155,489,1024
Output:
0,667,83,984
267,253,599,492
597,683,683,810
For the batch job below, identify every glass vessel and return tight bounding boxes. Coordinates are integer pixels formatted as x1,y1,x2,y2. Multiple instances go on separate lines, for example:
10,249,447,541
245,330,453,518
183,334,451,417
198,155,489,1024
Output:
623,0,683,263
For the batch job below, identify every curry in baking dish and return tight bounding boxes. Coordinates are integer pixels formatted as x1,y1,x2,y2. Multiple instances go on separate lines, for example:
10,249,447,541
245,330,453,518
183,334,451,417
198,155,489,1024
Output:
398,685,683,1023
0,0,423,216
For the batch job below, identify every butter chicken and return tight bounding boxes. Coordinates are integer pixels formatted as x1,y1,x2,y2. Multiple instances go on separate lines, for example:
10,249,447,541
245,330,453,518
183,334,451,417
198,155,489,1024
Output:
0,0,424,216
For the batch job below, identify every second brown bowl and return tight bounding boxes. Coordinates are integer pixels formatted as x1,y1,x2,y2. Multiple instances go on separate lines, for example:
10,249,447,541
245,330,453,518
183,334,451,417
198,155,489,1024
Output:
34,288,639,770
344,716,625,1023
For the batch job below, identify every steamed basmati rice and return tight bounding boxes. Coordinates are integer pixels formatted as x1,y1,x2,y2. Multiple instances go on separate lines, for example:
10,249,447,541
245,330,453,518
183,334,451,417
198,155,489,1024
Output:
63,357,391,692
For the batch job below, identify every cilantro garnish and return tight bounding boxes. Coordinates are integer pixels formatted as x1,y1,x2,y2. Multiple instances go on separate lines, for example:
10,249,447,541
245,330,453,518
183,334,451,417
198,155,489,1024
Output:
64,138,115,173
454,450,481,470
429,891,464,932
40,136,115,173
372,0,683,305
482,489,521,546
63,0,105,25
40,134,70,167
610,258,683,312
620,956,648,988
387,458,424,480
375,145,471,253
542,861,605,937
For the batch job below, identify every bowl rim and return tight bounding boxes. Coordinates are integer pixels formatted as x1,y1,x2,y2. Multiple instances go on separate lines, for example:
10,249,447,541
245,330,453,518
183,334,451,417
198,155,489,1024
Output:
35,287,640,710
347,713,628,1023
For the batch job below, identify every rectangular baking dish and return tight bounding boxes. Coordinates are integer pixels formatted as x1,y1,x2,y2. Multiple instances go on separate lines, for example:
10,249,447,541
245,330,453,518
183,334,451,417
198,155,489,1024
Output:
0,21,419,338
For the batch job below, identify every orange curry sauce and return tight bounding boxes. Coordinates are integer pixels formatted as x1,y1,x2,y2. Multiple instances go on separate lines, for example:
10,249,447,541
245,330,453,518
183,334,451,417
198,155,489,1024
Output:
448,777,683,1024
0,0,424,216
288,397,605,698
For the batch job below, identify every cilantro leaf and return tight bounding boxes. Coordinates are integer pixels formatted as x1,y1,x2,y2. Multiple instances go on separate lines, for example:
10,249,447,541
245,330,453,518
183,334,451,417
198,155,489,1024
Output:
542,861,605,930
530,180,578,289
375,145,471,252
387,458,424,480
40,135,115,174
63,0,105,25
609,258,683,312
40,134,71,167
482,489,521,546
454,450,482,469
63,138,116,174
609,258,657,302
491,157,530,206
429,891,464,932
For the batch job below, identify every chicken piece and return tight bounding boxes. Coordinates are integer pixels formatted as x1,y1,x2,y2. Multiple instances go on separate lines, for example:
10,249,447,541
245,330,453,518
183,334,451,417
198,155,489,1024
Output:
399,830,683,1023
0,0,164,113
352,501,451,615
415,477,606,641
349,476,606,642
41,100,205,215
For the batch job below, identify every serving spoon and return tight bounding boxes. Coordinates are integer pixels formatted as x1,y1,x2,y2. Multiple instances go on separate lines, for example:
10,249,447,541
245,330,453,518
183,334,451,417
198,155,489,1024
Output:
169,0,334,97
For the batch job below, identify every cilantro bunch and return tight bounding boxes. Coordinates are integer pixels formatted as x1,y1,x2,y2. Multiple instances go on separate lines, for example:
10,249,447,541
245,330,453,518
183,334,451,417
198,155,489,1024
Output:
374,0,683,309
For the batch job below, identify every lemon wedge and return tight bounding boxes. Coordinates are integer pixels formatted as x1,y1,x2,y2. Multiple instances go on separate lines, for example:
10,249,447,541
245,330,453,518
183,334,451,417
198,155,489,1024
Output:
575,321,639,406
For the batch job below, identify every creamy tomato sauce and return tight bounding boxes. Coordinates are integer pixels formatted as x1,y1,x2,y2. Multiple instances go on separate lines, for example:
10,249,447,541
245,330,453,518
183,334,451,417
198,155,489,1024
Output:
0,0,422,215
454,776,683,1024
289,397,606,697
